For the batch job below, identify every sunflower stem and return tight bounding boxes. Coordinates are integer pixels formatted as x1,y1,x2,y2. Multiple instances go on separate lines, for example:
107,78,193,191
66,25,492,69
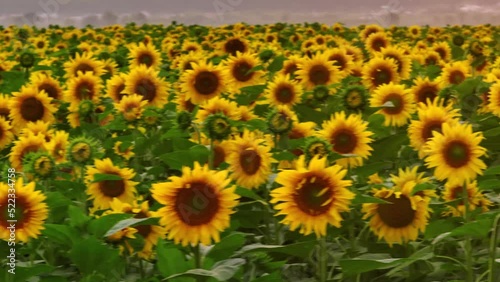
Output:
139,258,145,279
208,138,214,170
487,213,500,282
193,244,206,282
318,237,328,282
462,181,474,282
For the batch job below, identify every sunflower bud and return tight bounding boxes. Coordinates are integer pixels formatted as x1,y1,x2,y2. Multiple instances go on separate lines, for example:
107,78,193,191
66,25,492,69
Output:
303,136,332,162
78,99,95,117
267,109,293,135
342,85,368,112
23,151,55,179
204,113,232,141
19,52,36,68
67,136,101,165
452,34,465,47
176,111,192,131
313,85,330,102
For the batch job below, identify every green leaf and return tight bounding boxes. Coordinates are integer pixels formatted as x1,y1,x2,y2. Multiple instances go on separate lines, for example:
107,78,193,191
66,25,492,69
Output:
478,179,500,191
239,84,267,96
156,240,190,279
352,194,391,205
235,241,316,258
294,104,329,125
41,224,80,247
267,55,286,72
10,265,54,282
386,246,434,276
449,219,493,238
340,257,401,277
88,213,134,237
165,258,245,281
159,150,193,170
68,205,90,229
104,217,152,237
273,151,296,161
483,126,500,137
370,133,408,162
69,237,123,276
411,182,437,195
235,186,264,201
424,219,458,240
483,165,500,176
91,173,123,182
206,233,246,262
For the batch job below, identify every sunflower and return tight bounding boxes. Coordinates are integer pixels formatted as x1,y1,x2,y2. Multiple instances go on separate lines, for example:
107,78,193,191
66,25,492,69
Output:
410,76,442,104
222,52,265,94
115,94,148,122
324,48,354,74
152,162,239,246
195,97,241,123
85,158,138,210
279,55,303,79
128,43,161,69
296,52,342,90
362,57,400,90
9,86,56,130
437,61,470,88
270,155,354,238
370,82,415,127
487,82,500,117
380,46,412,79
442,179,492,217
362,181,431,247
171,51,206,72
102,58,119,77
124,65,169,107
365,32,391,54
422,51,443,67
113,141,135,161
226,129,274,189
30,73,63,101
64,71,103,105
0,178,48,243
9,132,47,171
19,121,54,143
341,85,369,113
0,94,10,121
319,111,374,168
218,35,250,56
106,73,127,103
63,51,105,78
67,136,101,165
389,167,437,202
408,26,421,39
45,130,69,164
105,198,165,259
0,117,13,149
431,42,452,62
260,73,302,107
180,61,226,105
424,122,487,182
408,98,460,158
360,24,384,41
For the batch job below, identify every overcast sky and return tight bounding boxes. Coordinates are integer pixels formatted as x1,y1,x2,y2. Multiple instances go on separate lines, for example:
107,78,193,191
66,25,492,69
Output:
0,0,482,16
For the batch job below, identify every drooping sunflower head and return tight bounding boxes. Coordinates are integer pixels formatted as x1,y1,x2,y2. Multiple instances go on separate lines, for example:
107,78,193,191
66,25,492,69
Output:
424,122,487,182
123,65,169,107
152,162,239,246
370,82,416,127
85,158,138,210
9,86,56,130
0,178,48,243
319,111,374,168
67,136,101,165
115,94,148,122
270,155,354,238
362,181,431,247
362,57,400,90
180,61,226,105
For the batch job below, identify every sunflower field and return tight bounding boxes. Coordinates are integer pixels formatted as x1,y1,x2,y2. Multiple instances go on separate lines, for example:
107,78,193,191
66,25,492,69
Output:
0,22,499,282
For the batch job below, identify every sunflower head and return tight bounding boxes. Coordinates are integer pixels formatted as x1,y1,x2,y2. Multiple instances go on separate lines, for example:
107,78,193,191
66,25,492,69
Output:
204,113,233,141
313,85,330,102
341,85,368,112
78,99,95,117
67,136,101,165
303,136,332,162
23,151,55,179
19,51,36,68
267,107,294,135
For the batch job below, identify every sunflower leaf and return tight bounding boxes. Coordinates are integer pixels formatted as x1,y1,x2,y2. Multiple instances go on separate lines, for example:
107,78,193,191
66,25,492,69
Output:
267,55,286,72
164,258,245,281
103,217,152,237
